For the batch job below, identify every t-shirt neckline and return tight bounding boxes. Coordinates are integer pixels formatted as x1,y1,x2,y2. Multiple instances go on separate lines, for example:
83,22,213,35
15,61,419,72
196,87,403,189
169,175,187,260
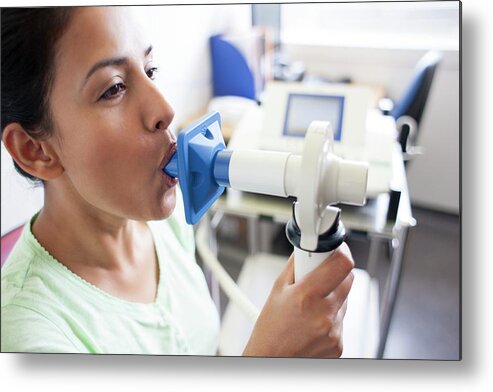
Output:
25,212,169,310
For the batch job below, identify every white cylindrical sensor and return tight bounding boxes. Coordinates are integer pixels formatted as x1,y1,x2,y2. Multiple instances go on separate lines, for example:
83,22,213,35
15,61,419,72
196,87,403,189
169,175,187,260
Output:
284,154,302,197
336,160,368,205
228,150,292,197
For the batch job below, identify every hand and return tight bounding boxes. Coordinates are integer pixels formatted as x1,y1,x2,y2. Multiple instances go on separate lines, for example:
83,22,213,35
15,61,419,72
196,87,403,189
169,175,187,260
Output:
242,243,355,358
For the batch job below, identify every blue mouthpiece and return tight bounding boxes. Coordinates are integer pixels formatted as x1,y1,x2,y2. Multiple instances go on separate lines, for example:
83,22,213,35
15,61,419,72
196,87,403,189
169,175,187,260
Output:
162,111,231,225
163,152,179,178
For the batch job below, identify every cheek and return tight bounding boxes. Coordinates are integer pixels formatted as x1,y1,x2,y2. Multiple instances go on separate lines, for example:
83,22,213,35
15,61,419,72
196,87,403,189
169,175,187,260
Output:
52,107,171,218
60,128,154,199
59,113,142,173
56,104,132,164
66,136,128,178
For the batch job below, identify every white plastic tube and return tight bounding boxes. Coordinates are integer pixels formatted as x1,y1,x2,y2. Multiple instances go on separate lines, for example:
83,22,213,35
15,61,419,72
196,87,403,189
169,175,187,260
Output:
294,248,334,282
195,219,260,323
228,150,296,197
227,149,366,207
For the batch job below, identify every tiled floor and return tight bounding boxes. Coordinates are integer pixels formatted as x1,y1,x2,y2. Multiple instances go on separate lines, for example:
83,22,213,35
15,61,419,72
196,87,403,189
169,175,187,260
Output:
379,207,461,360
211,206,461,360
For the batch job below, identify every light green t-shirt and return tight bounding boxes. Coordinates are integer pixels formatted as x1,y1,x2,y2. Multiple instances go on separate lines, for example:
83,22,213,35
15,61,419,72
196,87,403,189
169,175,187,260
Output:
1,200,221,355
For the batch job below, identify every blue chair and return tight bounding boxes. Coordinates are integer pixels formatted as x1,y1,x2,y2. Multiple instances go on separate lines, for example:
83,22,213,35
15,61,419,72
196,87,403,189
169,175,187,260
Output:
381,50,442,160
209,34,257,100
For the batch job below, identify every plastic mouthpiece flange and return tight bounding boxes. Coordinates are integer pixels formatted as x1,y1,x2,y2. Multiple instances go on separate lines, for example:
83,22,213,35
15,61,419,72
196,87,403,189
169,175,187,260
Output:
162,111,227,225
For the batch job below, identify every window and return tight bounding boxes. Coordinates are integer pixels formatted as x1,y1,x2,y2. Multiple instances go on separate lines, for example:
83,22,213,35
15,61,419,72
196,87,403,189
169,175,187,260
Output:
281,1,460,51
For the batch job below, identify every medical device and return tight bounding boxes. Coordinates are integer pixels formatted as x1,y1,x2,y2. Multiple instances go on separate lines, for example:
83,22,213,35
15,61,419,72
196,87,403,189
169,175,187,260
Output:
253,82,395,198
258,81,373,158
163,111,368,281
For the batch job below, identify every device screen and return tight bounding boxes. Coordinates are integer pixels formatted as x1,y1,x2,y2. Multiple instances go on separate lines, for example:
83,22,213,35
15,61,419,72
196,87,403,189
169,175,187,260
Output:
283,93,344,140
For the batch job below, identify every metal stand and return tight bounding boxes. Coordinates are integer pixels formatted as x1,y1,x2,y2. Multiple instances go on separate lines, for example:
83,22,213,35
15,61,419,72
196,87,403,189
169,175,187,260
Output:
377,224,411,358
366,234,384,278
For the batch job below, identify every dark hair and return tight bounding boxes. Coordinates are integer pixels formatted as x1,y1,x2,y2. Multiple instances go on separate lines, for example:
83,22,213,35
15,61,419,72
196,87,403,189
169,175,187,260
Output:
1,7,74,184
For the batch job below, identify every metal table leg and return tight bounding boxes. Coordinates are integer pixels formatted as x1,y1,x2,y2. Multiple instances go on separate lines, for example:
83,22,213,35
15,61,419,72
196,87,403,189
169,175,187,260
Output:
367,234,383,278
377,224,411,358
247,216,260,255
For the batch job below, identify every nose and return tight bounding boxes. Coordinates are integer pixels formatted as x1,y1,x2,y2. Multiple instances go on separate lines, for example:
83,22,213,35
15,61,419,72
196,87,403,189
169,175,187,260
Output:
142,80,175,133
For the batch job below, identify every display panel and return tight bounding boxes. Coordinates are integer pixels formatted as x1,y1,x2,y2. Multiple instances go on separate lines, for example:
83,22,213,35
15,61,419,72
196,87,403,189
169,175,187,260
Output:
283,93,345,140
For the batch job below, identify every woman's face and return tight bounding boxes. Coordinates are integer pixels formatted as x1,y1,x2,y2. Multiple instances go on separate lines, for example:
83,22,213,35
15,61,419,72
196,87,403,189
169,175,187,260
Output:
48,7,177,221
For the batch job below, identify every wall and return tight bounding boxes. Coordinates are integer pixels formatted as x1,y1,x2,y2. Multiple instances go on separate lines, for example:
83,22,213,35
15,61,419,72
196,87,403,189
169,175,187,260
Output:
1,143,44,236
284,44,460,214
133,4,252,129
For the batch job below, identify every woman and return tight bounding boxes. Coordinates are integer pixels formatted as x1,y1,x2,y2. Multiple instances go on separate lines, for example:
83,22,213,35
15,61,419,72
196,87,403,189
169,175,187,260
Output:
1,7,354,357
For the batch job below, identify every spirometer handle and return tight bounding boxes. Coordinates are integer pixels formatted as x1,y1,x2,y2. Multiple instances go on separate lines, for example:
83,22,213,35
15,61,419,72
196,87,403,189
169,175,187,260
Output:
294,247,334,282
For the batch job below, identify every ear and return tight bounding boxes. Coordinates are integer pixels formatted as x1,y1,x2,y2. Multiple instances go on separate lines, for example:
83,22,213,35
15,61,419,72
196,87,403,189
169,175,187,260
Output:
2,123,64,181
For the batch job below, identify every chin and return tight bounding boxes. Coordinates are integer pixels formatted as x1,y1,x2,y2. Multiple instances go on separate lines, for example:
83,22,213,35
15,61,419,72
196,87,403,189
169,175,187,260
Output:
135,186,177,222
155,189,177,220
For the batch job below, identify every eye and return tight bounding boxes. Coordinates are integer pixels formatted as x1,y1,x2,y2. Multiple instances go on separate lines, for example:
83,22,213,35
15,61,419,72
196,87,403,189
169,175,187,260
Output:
146,67,159,80
100,82,126,100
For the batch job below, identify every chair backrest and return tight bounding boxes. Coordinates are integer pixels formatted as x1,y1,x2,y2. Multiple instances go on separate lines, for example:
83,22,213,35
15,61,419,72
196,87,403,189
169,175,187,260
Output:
210,34,257,100
391,50,442,126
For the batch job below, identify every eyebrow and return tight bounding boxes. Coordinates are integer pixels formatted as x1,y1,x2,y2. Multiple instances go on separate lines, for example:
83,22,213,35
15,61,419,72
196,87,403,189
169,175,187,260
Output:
83,45,153,83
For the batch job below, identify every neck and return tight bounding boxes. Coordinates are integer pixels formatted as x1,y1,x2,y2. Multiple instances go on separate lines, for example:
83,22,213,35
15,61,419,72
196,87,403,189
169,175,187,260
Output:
32,181,150,272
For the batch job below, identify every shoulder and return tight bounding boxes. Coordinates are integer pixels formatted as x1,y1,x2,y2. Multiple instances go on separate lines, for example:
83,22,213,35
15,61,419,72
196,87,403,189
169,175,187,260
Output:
2,217,64,306
1,304,81,353
1,220,82,353
1,221,39,306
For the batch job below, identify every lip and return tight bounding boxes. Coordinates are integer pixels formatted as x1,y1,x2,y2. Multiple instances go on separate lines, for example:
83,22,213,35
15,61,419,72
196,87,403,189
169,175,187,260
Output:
160,142,178,187
160,142,177,170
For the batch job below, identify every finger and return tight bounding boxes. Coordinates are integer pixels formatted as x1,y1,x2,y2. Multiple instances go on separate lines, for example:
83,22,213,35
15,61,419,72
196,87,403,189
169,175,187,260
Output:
333,310,346,357
331,300,347,342
326,271,354,312
330,301,347,338
338,242,353,260
299,243,355,298
322,302,346,358
337,298,349,320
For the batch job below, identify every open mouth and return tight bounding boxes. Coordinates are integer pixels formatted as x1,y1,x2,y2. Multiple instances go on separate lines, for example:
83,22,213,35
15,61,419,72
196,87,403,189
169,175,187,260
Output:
160,143,178,187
